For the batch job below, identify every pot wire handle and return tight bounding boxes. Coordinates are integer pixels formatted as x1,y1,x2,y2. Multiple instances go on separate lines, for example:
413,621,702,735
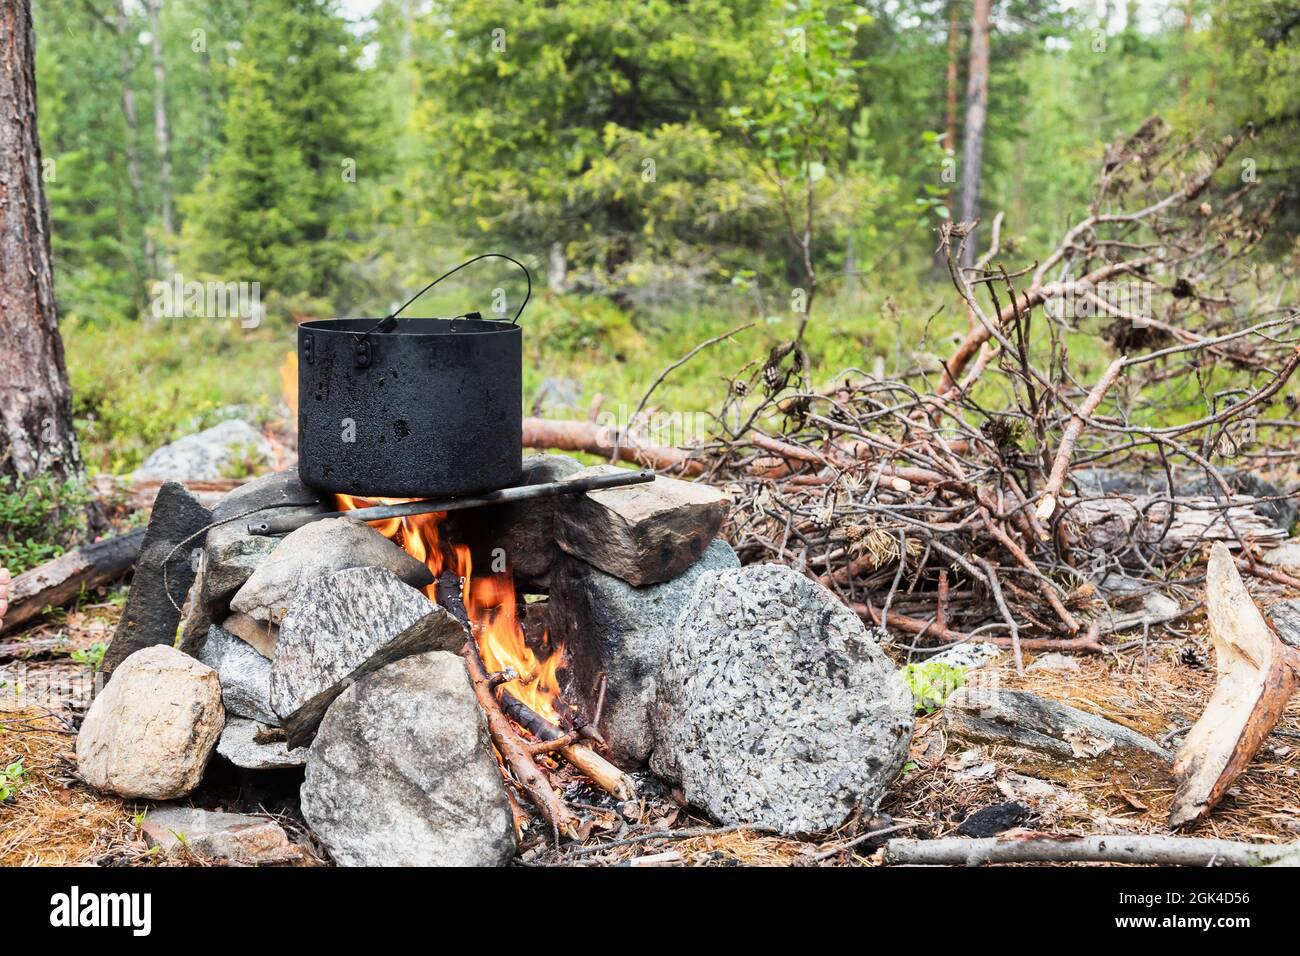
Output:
374,253,532,333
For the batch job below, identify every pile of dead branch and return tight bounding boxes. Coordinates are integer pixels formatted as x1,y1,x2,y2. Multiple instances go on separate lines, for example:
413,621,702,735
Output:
648,118,1300,675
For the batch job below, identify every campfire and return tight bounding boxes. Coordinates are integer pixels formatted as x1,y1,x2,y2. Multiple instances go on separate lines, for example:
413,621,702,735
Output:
334,493,568,725
333,490,633,840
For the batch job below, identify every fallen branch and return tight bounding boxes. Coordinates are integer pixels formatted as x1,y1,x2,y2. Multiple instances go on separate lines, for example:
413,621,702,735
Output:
523,417,704,475
1169,543,1300,828
1,528,145,635
884,833,1298,867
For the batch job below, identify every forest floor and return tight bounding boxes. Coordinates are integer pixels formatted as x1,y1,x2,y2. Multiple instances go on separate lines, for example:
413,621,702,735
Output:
4,579,1298,866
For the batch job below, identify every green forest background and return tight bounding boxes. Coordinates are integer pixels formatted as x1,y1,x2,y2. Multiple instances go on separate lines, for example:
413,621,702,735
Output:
31,0,1300,476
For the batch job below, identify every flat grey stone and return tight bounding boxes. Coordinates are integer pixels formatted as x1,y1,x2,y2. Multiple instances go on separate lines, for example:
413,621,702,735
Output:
140,805,302,865
217,717,308,769
922,642,1004,671
130,419,274,483
199,625,277,725
944,687,1171,784
269,566,465,747
555,465,730,585
103,482,212,676
549,539,740,767
651,564,914,835
231,517,433,624
301,652,515,866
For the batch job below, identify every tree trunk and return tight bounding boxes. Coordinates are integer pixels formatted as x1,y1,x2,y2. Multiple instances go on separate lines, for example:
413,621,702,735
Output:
957,0,991,268
146,0,173,267
944,0,962,159
115,0,156,284
0,0,87,485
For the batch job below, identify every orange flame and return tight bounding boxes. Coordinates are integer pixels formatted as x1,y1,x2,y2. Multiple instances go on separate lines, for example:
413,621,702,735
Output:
335,493,565,724
279,351,299,420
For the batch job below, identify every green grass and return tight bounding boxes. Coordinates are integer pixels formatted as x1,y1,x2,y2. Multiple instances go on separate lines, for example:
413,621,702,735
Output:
64,315,290,475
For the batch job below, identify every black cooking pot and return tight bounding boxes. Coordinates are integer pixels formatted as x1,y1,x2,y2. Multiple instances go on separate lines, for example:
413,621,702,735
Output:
297,255,530,499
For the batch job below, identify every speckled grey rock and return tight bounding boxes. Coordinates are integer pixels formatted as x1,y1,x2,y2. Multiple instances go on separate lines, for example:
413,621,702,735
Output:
650,564,914,835
203,471,325,604
231,517,433,624
76,646,225,799
199,625,277,725
269,566,465,747
549,539,740,767
301,652,515,867
217,717,308,769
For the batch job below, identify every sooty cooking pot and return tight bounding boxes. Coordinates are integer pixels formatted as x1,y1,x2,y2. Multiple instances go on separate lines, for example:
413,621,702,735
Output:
297,255,529,499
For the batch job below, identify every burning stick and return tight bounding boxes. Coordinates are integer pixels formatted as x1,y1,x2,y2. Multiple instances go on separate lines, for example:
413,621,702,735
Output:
436,573,631,837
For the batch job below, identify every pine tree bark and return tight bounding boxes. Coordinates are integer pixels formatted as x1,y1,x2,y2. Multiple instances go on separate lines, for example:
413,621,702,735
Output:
0,0,87,485
958,0,991,268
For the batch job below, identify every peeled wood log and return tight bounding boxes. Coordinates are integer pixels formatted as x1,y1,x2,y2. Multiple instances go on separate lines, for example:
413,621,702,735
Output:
885,833,1299,867
0,528,145,635
1169,543,1300,829
523,417,704,475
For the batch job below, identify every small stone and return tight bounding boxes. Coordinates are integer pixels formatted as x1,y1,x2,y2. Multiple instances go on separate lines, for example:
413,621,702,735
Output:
301,652,515,866
1026,652,1081,673
651,564,914,835
548,539,740,767
130,419,274,483
956,802,1029,838
102,482,212,675
923,642,1004,671
140,806,303,865
269,566,465,747
231,517,433,623
217,718,308,770
555,465,730,585
76,646,224,799
199,625,276,725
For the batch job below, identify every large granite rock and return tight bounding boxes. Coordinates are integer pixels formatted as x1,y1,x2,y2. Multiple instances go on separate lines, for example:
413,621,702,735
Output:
549,539,740,767
269,566,465,747
140,806,303,865
199,624,276,725
231,517,433,624
651,564,914,835
102,482,211,675
555,465,730,585
301,652,515,867
217,718,308,770
443,454,584,589
76,646,224,799
130,419,274,483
